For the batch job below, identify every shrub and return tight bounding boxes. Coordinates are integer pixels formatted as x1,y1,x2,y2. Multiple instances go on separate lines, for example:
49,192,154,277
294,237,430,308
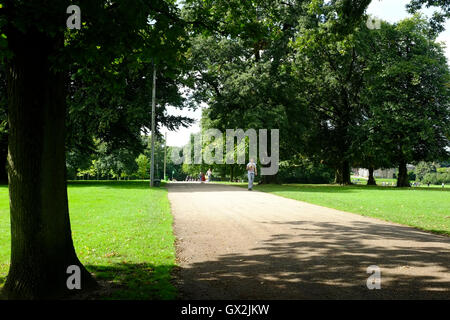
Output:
278,159,334,184
422,172,450,185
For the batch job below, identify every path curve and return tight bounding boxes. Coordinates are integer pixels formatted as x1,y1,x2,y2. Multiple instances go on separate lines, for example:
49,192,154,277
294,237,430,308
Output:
168,182,450,299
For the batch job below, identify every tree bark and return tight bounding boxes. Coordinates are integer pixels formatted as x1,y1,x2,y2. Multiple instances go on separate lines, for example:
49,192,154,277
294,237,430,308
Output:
258,164,279,184
229,165,234,182
3,26,96,299
0,132,8,183
397,161,410,188
334,160,351,185
367,167,377,185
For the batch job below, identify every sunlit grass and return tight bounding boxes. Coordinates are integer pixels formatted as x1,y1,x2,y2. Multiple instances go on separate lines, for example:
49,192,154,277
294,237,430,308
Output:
216,182,450,236
0,181,176,299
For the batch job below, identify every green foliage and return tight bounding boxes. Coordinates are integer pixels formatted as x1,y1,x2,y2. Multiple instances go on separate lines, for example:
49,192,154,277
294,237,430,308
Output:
66,134,180,181
422,172,450,185
363,16,450,171
183,0,313,165
64,1,195,161
292,16,373,178
183,1,449,184
408,171,417,182
1,1,195,181
135,154,150,179
415,161,437,181
407,0,450,34
277,159,334,184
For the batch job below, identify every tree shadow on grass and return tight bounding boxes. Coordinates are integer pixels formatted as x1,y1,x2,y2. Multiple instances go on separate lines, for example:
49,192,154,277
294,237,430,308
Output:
68,180,152,190
175,220,450,300
80,263,176,300
0,264,176,300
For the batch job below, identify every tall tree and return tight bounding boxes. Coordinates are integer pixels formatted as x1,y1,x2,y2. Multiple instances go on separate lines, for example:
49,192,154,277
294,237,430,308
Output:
183,0,372,184
363,16,450,187
0,0,188,299
0,62,7,183
2,0,97,298
183,0,312,183
292,9,372,184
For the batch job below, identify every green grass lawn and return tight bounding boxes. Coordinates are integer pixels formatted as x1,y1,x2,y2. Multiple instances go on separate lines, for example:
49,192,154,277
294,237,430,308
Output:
0,181,176,299
217,182,450,236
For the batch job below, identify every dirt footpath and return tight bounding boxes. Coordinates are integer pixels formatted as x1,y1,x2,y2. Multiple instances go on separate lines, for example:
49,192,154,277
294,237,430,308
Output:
168,182,450,299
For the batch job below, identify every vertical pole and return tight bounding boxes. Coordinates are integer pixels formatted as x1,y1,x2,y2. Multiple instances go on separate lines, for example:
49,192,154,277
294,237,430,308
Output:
164,132,167,181
150,61,156,187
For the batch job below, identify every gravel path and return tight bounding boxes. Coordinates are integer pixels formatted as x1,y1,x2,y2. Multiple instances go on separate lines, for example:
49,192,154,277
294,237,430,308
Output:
168,182,450,299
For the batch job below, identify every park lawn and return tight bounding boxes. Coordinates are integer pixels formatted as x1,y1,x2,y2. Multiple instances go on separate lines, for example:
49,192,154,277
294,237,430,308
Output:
0,181,176,299
255,184,450,235
216,182,450,236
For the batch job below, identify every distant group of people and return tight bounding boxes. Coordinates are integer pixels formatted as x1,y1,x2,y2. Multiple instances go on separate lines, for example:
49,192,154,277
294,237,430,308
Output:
413,182,445,188
182,159,258,191
185,168,213,183
199,169,212,183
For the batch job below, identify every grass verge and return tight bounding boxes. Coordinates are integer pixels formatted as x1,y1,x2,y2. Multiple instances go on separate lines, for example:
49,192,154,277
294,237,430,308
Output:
216,182,450,236
0,180,176,299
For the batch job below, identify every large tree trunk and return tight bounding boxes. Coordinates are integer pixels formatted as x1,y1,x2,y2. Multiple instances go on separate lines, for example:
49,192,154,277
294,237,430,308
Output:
229,165,234,182
258,175,279,184
334,160,351,185
3,26,96,299
0,132,8,183
367,167,377,185
397,161,410,188
258,163,279,184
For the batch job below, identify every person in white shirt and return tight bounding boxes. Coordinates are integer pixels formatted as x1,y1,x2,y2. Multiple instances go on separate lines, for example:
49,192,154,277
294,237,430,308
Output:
246,158,257,190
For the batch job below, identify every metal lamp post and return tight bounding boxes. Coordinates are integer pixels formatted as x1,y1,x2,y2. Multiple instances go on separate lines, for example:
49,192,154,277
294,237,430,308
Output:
150,61,156,187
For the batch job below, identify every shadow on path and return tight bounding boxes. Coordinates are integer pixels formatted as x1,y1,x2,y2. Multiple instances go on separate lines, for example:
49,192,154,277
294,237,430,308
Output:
176,219,450,300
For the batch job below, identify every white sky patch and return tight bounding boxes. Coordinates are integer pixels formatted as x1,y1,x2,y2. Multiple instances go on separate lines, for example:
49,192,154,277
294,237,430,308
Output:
160,104,204,147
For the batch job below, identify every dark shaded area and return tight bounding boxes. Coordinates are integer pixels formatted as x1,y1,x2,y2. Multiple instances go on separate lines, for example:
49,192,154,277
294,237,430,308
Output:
176,220,450,300
1,263,176,300
0,133,7,184
72,263,176,300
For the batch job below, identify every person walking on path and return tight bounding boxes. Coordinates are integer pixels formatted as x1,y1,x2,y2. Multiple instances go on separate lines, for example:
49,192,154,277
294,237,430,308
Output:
207,168,212,182
246,158,257,191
